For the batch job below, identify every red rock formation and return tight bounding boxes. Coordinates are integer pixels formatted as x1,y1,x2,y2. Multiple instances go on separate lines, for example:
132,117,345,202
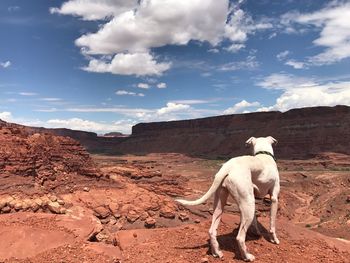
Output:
118,105,350,159
0,119,100,193
2,105,349,159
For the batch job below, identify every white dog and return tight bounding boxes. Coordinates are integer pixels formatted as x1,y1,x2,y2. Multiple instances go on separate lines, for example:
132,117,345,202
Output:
176,136,280,262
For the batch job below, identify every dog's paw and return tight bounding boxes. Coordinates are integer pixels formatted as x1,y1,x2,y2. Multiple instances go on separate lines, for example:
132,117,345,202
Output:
244,253,255,262
212,250,224,259
270,236,280,245
269,231,280,244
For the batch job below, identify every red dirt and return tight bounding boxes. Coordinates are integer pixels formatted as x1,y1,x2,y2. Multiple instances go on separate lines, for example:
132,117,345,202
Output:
0,120,350,262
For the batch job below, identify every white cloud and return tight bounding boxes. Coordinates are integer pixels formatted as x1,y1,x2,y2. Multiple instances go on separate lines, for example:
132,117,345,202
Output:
276,50,290,61
74,0,228,54
276,50,306,69
83,52,171,76
156,82,167,89
219,55,259,71
40,97,62,101
52,0,274,76
116,90,145,97
0,61,11,68
257,73,315,90
224,43,245,53
257,73,350,111
201,72,212,77
65,102,210,126
137,83,150,89
8,6,20,12
35,108,58,112
19,92,37,96
46,117,134,134
170,99,212,105
0,111,13,121
50,0,138,21
0,110,135,134
283,2,350,65
157,102,190,115
225,7,272,46
223,100,260,114
208,48,219,53
285,59,306,69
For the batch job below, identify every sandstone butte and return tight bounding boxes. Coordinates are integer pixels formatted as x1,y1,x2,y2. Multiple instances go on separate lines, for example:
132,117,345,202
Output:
17,105,350,159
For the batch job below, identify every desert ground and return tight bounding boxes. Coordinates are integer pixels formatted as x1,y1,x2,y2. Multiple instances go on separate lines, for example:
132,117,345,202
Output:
0,150,349,263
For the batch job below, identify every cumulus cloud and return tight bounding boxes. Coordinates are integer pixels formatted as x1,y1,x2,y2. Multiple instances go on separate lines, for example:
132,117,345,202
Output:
257,73,350,111
157,102,190,115
83,52,171,76
0,61,11,68
0,111,13,121
223,100,260,114
50,0,138,21
51,0,274,76
74,0,228,54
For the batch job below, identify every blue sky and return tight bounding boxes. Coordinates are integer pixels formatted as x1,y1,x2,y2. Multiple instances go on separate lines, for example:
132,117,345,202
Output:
0,0,349,134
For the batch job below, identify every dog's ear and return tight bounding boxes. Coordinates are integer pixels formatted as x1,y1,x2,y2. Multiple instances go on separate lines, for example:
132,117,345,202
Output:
268,136,278,145
245,137,256,147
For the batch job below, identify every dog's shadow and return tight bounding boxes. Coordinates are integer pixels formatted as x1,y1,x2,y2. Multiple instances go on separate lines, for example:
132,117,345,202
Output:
176,221,271,260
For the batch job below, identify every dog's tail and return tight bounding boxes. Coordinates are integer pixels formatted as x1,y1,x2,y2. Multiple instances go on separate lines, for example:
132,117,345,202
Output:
175,164,229,206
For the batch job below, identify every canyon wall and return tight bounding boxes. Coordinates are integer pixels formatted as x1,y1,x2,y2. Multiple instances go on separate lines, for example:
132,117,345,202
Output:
116,105,350,159
1,105,349,159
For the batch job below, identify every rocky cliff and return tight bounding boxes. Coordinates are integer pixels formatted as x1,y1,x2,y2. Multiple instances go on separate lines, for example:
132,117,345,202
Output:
116,105,350,159
1,105,349,159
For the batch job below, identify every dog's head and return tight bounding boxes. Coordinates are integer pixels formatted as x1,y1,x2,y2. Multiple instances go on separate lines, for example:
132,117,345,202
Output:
245,136,277,155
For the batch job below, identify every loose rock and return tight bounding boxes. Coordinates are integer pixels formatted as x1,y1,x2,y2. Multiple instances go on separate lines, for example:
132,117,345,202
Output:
145,217,156,228
94,206,111,219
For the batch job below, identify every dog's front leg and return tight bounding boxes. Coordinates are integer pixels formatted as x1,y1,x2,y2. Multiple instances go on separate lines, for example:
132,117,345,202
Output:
269,195,280,244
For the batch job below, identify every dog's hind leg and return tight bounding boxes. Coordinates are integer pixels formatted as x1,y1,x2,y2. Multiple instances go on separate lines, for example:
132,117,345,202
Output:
269,186,280,244
225,178,256,262
235,197,255,262
208,186,228,258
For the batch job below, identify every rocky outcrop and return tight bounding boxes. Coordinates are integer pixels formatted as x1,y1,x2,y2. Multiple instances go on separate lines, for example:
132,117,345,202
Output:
0,120,100,193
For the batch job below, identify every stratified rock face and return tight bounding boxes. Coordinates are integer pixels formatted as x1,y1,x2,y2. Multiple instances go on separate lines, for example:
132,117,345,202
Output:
0,120,100,189
3,105,349,159
118,105,350,159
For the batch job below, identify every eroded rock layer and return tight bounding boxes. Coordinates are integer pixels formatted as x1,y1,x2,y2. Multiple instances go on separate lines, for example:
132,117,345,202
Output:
0,120,100,192
119,105,350,159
